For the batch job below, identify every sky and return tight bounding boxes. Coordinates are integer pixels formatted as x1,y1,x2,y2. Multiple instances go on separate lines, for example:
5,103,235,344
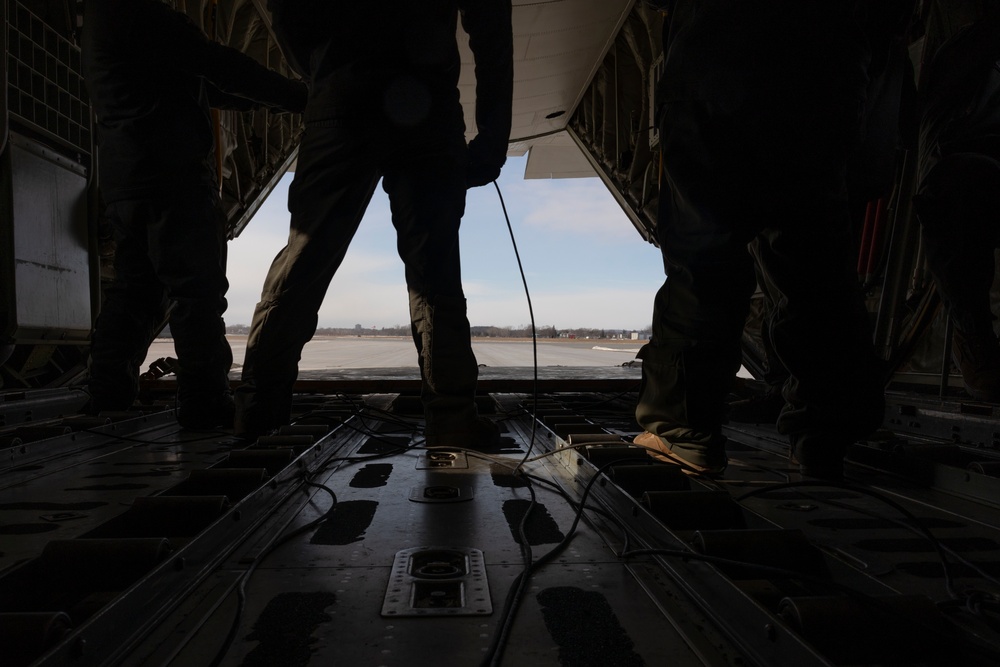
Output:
226,154,667,331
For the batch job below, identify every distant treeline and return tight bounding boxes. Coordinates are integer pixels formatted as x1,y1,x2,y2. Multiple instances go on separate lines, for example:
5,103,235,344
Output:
223,323,649,340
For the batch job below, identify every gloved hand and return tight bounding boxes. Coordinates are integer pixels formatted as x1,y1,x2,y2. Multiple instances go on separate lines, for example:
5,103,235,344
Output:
466,136,506,188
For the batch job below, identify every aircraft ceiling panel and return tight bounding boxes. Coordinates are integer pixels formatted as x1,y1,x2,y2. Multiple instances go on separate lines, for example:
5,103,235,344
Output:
511,111,541,132
461,87,580,129
515,63,595,99
522,133,596,179
458,0,634,148
521,23,615,61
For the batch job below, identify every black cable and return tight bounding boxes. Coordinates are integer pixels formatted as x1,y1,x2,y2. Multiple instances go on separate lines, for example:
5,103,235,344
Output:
643,550,1000,662
521,471,634,554
735,480,962,599
559,384,641,413
482,473,538,667
207,475,338,667
737,473,1000,627
620,546,1000,663
339,403,422,432
291,393,419,433
504,451,1000,664
338,419,417,449
481,456,634,667
621,546,860,584
494,448,993,661
475,180,544,667
492,180,540,470
494,405,530,421
814,492,1000,592
939,593,1000,634
309,422,423,476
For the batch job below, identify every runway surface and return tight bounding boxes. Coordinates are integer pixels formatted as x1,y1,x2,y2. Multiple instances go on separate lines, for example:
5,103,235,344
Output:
144,335,644,371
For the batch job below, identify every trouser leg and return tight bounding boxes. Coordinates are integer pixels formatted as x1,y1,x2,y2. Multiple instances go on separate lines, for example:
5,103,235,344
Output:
635,101,757,467
383,135,478,433
88,203,169,410
756,223,884,445
237,125,379,434
748,237,790,389
747,87,880,472
645,15,873,474
916,153,1000,338
751,109,884,448
916,153,1000,401
636,259,755,447
141,192,233,405
407,292,478,431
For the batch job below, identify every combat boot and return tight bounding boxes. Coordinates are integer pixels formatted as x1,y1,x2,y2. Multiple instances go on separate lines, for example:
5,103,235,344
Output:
633,431,728,476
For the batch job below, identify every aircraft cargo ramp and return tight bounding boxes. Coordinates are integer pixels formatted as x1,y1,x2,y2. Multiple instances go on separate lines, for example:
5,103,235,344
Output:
3,374,1000,667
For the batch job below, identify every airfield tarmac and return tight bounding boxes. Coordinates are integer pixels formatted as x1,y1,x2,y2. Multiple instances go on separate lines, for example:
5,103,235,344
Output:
143,335,644,371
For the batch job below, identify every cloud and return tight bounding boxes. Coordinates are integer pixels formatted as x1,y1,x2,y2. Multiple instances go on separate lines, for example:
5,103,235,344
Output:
226,241,409,327
226,204,407,326
318,281,412,327
225,179,408,326
509,179,640,242
222,165,664,330
466,284,656,330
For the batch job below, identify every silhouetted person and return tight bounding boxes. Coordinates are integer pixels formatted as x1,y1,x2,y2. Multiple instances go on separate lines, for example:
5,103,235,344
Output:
234,1,513,444
731,5,916,424
81,0,306,428
915,6,1000,402
634,0,903,479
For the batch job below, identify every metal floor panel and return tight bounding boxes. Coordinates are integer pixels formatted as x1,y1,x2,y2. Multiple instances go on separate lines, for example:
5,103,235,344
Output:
152,414,725,667
207,563,697,667
6,386,1000,666
0,414,235,568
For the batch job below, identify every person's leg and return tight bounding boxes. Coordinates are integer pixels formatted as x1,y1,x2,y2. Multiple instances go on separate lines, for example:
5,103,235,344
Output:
749,238,790,388
88,201,169,411
917,153,1000,401
236,123,380,437
635,100,759,472
644,4,875,477
382,133,487,444
141,190,233,427
754,112,884,478
727,238,790,424
757,222,884,475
